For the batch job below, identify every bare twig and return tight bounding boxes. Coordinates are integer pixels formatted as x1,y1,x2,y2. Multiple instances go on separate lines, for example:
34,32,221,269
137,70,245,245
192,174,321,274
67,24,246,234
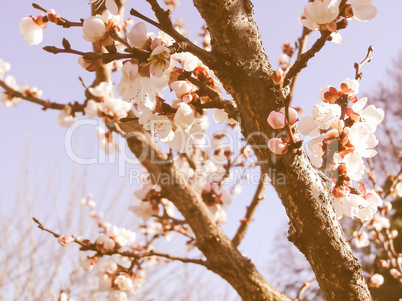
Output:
32,3,83,28
32,217,61,239
0,79,85,112
140,250,209,267
43,46,140,60
294,278,316,301
288,27,310,98
354,46,374,81
283,31,331,87
33,217,209,268
232,173,267,248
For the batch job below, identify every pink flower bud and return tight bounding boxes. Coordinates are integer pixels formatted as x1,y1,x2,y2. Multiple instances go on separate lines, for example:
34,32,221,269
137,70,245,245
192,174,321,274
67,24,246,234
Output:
383,201,392,212
378,259,390,268
127,22,149,49
390,269,401,279
121,60,139,81
150,38,162,50
390,230,398,240
369,274,384,288
78,56,101,72
47,9,60,23
267,111,286,129
271,68,285,86
82,16,106,43
58,235,74,246
319,85,341,103
340,78,359,95
268,138,288,155
170,80,192,99
279,107,299,124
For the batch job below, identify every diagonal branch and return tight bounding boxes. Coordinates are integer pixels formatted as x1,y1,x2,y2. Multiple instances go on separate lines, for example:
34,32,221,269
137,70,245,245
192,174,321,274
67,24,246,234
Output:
139,250,209,267
33,217,209,268
0,79,85,112
186,77,239,119
117,113,291,301
232,173,267,248
288,26,310,98
130,0,215,66
283,30,331,87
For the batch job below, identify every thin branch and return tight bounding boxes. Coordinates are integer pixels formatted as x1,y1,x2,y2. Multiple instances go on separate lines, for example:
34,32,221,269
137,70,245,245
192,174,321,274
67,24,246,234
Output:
186,76,238,119
354,45,374,81
32,217,61,239
0,79,85,112
43,46,140,61
283,31,331,87
288,27,310,98
33,217,209,268
140,250,209,267
294,278,316,301
232,173,267,248
32,3,83,28
130,0,215,65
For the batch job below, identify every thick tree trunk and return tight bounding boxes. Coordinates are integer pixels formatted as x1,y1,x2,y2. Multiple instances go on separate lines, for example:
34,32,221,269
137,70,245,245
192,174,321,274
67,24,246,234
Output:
119,117,291,301
193,0,372,299
93,2,290,300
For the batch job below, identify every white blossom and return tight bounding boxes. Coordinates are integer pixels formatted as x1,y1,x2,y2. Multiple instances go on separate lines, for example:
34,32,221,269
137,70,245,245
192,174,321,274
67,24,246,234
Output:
173,52,200,72
348,123,378,158
174,102,195,129
82,16,106,43
301,0,340,30
108,290,128,301
369,273,384,288
19,17,44,45
149,45,171,77
115,275,133,291
350,0,377,22
352,97,384,132
0,76,23,108
97,257,118,274
353,231,369,248
84,99,100,118
0,58,11,79
97,272,112,291
57,106,76,127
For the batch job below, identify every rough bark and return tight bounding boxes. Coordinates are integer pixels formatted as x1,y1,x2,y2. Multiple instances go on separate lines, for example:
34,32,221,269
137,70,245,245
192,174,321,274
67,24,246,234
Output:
91,2,290,300
192,0,372,300
118,116,291,301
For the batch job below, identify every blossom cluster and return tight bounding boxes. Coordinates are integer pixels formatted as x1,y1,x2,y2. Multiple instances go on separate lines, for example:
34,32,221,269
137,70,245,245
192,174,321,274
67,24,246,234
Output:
0,59,42,108
300,78,383,220
56,197,149,301
301,0,377,43
267,77,384,221
350,200,402,289
129,130,253,226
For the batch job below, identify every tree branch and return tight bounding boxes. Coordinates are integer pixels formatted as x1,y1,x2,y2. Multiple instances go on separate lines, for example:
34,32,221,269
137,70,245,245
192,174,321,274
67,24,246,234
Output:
186,76,239,119
232,173,267,248
283,30,331,87
130,0,215,66
193,0,371,299
354,45,374,81
140,250,209,267
0,79,85,112
117,113,291,301
288,27,310,98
